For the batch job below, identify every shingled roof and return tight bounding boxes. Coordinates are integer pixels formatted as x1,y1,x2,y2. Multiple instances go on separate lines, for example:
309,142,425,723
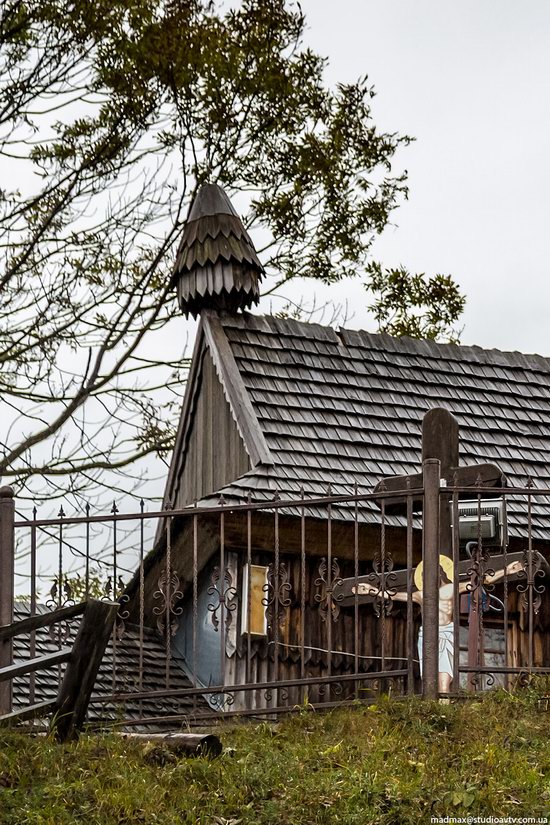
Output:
171,311,550,539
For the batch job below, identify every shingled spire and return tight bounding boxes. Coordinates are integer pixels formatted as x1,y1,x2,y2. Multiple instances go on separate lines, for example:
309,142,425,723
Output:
172,184,263,318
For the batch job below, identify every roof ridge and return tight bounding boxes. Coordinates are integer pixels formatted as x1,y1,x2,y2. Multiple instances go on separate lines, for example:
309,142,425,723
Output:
218,312,550,372
338,327,550,371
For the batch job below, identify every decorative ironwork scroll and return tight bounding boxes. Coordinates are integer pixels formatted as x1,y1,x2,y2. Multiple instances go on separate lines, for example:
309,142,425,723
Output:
465,541,495,604
207,566,237,633
367,554,396,618
517,547,546,616
314,557,343,623
264,561,292,630
208,690,236,712
101,574,131,639
367,483,396,620
153,569,183,637
46,574,78,644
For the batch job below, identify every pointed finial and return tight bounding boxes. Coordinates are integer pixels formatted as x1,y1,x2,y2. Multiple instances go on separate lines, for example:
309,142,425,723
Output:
172,183,263,318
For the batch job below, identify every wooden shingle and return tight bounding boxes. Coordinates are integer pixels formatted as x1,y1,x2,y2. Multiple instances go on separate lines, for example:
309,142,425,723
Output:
181,312,550,539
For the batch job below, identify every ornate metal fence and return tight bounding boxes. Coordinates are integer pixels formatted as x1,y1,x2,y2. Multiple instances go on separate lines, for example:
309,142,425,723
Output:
1,473,549,730
445,478,549,692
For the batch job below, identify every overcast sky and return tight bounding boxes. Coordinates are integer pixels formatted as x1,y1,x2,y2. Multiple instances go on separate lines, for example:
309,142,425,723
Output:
289,0,550,356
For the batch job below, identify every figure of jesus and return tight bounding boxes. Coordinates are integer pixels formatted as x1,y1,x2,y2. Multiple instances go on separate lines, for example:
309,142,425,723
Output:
353,555,523,694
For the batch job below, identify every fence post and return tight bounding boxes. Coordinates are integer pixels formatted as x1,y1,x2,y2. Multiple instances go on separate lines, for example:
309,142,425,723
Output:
422,459,440,699
0,486,15,715
52,598,118,742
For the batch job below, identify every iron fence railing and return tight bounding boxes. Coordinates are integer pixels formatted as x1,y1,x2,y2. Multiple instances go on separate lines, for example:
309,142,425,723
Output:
1,473,549,728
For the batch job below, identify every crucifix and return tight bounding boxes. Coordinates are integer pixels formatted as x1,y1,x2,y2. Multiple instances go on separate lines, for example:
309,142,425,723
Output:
372,407,505,549
334,407,524,697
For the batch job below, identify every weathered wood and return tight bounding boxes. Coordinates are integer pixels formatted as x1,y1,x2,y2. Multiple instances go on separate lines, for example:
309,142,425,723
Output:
373,408,504,518
163,343,252,516
52,599,118,742
202,309,272,467
120,732,222,759
195,353,205,497
447,464,503,489
125,513,221,625
373,408,504,577
0,602,86,642
0,486,15,715
422,459,440,698
422,408,459,473
158,324,206,526
467,571,482,691
126,508,423,626
0,649,71,682
222,510,421,563
0,699,57,726
173,184,263,318
373,463,502,514
204,345,214,496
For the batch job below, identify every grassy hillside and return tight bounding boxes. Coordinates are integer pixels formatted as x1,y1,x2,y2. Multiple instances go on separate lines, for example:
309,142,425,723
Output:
1,687,549,824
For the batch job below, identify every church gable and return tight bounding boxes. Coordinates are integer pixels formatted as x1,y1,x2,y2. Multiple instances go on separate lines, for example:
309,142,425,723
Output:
170,342,251,509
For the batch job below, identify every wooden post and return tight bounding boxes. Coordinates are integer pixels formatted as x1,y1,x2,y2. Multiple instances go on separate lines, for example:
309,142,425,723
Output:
0,486,15,716
422,459,440,698
421,409,459,474
422,409,458,558
52,599,118,742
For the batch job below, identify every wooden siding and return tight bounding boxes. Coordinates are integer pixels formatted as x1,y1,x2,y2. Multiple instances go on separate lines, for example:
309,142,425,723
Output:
172,346,251,508
181,552,420,709
191,551,550,708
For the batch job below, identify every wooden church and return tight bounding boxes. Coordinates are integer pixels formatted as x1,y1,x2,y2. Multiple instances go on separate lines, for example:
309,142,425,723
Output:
125,183,550,706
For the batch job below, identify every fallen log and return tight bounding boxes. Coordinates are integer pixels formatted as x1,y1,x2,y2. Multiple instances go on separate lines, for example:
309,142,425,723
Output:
120,732,222,759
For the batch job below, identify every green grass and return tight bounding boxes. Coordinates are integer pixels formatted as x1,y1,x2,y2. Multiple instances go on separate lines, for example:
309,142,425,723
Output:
1,686,549,824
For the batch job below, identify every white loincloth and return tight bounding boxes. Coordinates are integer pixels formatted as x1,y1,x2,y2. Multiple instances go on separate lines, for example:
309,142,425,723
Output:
417,622,454,677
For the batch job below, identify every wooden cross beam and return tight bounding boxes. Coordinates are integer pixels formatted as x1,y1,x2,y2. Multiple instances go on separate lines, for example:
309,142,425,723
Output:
375,407,504,510
333,544,540,695
332,551,534,608
373,407,506,555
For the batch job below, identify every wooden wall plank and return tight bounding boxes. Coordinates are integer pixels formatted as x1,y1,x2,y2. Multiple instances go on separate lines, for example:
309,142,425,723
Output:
174,348,251,508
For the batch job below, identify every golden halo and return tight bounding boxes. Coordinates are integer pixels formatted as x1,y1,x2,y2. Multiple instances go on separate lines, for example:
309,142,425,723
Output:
414,554,454,591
